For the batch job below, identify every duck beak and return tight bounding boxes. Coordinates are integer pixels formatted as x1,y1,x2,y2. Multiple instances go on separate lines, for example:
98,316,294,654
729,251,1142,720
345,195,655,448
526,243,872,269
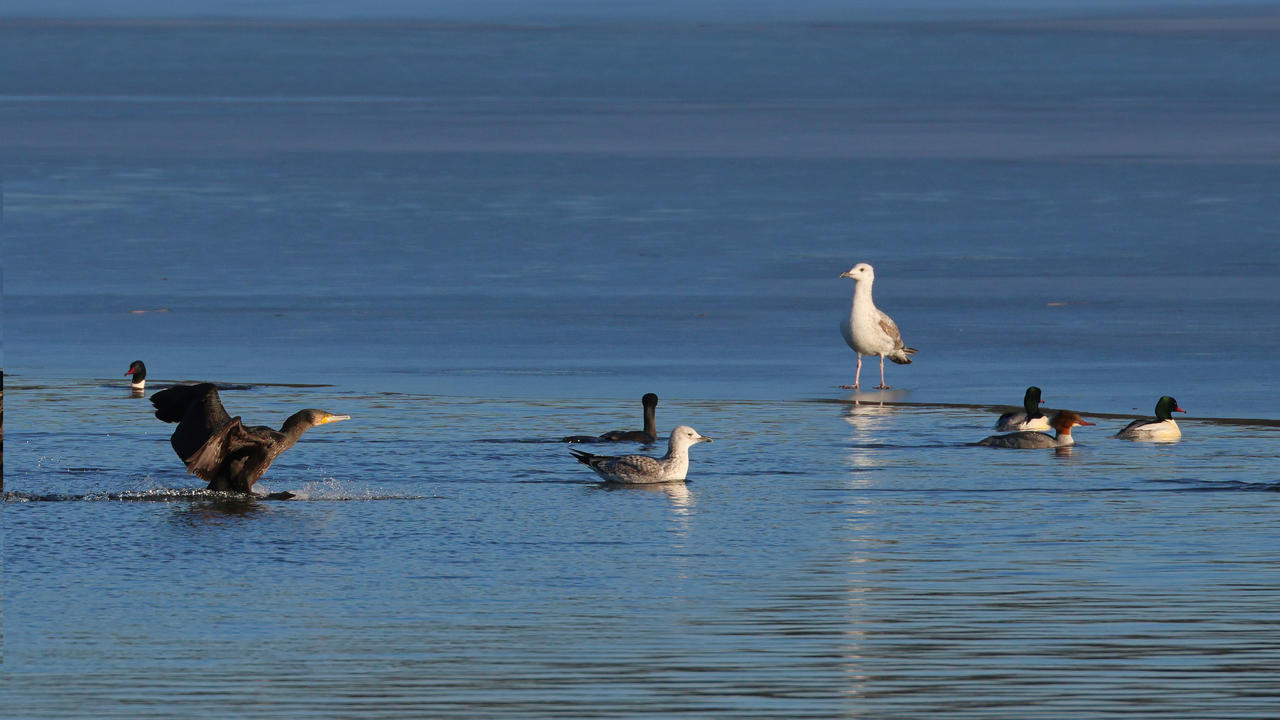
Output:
321,414,351,425
124,369,136,376
1078,420,1095,426
1175,407,1187,413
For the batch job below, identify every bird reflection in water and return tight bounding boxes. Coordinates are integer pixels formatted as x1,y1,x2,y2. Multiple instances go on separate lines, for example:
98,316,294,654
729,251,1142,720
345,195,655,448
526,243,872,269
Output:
598,480,696,513
842,399,902,472
171,496,275,523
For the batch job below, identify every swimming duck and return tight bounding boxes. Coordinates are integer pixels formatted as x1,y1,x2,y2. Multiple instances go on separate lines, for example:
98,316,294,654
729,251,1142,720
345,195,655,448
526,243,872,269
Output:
994,386,1050,431
977,410,1093,449
570,425,711,483
1115,395,1185,441
125,360,147,393
838,263,917,390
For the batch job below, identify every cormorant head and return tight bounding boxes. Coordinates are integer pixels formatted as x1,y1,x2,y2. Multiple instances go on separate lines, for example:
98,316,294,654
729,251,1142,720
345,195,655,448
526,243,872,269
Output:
642,393,659,407
295,409,352,428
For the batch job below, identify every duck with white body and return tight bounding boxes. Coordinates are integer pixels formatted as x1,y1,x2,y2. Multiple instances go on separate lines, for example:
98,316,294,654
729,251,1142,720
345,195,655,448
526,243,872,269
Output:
1116,396,1185,442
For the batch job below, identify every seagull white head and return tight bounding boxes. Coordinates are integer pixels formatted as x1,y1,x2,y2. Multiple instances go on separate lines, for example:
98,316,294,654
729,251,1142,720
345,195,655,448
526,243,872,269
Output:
839,263,875,281
668,425,712,451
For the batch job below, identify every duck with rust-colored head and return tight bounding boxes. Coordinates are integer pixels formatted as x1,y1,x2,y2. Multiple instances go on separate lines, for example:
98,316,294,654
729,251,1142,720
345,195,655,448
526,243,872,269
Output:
977,410,1093,449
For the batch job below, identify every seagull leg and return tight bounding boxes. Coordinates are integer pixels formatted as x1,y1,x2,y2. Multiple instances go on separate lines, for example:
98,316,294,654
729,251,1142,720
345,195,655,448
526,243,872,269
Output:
839,354,862,390
875,355,891,390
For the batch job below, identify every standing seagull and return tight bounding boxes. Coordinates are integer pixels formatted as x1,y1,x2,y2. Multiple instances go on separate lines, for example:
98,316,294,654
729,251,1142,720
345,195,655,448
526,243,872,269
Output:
570,426,712,483
150,383,349,495
839,263,917,390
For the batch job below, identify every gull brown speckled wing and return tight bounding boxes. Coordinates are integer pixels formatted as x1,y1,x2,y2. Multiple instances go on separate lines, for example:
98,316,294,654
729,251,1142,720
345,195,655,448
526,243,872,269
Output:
876,311,906,350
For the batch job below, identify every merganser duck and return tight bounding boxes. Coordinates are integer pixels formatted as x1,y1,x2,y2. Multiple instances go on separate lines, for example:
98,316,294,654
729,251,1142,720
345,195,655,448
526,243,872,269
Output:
562,393,658,443
838,263,917,390
125,360,147,393
995,386,1050,431
977,410,1093,449
1115,396,1185,441
570,425,711,483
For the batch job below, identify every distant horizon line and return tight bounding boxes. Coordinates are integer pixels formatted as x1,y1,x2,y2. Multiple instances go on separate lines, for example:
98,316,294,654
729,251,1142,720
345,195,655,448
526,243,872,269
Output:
3,3,1280,33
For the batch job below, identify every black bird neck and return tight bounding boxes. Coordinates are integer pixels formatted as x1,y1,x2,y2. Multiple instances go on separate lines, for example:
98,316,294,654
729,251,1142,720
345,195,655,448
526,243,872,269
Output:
278,412,317,446
642,403,656,437
1023,391,1042,418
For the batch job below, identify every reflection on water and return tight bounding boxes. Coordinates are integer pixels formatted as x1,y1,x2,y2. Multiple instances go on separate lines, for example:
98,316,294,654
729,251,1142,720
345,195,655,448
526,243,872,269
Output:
842,401,900,472
599,480,696,513
170,497,273,522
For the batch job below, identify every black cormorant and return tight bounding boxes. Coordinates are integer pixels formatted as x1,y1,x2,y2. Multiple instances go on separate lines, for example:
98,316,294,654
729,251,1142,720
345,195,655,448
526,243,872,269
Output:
150,383,349,495
563,393,658,443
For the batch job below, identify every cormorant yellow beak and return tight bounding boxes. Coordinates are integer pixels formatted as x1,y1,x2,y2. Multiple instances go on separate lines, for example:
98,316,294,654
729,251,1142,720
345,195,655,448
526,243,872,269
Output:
320,414,351,425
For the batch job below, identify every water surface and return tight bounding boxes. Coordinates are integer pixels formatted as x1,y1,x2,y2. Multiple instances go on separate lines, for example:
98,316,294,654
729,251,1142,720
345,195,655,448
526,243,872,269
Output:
4,11,1280,718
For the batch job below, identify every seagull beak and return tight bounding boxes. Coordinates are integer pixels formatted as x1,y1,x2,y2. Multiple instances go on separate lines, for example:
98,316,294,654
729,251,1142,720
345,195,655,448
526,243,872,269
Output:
321,414,351,425
698,435,713,443
838,271,853,278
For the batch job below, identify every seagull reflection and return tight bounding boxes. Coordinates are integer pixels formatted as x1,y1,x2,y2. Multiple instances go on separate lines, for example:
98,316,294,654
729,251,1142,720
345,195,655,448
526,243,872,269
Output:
842,401,901,472
841,388,909,405
598,480,696,512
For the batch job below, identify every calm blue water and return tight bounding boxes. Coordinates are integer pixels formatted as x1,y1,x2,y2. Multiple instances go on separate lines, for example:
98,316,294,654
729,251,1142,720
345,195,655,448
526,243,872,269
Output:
4,10,1280,718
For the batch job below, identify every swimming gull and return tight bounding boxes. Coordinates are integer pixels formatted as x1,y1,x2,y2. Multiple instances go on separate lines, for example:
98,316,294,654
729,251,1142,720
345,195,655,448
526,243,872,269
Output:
570,425,711,483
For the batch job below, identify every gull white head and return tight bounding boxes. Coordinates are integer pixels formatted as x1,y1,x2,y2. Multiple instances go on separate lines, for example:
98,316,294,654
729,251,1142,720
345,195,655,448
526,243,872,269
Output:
668,425,712,452
839,263,875,282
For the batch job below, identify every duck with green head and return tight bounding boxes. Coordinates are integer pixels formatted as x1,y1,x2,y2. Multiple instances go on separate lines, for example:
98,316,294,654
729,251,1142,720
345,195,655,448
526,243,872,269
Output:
995,386,1049,431
1116,395,1186,441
